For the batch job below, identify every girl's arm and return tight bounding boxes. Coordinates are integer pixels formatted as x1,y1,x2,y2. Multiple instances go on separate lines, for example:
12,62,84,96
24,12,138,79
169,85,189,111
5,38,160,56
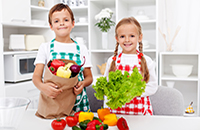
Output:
141,58,158,97
74,67,93,95
32,64,62,98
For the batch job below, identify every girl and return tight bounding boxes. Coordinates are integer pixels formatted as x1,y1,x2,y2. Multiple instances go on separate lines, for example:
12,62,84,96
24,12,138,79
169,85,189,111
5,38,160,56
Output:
32,3,93,112
103,17,158,115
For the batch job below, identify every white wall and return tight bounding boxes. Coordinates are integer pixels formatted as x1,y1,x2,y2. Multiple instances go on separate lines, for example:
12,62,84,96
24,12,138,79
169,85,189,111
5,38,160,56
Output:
0,0,5,97
158,0,200,53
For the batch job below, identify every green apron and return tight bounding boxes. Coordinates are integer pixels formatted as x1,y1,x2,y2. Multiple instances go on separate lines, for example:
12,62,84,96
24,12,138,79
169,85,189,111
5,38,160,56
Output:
49,39,90,112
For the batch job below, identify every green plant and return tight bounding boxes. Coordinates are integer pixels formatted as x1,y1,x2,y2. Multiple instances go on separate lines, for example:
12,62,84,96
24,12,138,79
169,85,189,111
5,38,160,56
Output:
95,8,115,32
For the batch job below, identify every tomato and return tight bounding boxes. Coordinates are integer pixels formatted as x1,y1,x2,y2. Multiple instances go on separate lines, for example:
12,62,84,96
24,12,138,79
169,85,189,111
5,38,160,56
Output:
74,111,82,121
66,116,78,127
51,119,66,130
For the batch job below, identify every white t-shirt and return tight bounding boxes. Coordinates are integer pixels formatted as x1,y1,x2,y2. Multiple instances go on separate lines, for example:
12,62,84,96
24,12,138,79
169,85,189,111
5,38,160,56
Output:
103,53,158,97
34,40,92,68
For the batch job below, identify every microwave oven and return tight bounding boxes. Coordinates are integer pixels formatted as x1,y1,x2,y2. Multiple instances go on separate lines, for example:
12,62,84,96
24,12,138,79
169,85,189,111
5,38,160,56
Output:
4,52,37,83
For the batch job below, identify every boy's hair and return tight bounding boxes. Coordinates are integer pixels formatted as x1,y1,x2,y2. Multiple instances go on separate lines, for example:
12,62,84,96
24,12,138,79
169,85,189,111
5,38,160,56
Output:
48,3,74,25
109,17,150,82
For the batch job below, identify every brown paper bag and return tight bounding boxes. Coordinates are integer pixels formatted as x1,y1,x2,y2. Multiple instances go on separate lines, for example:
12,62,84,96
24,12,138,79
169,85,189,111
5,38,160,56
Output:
35,59,78,119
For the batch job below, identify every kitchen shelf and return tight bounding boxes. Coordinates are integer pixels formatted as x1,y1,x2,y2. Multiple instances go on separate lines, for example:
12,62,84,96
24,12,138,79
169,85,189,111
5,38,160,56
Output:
3,51,38,55
159,52,200,116
75,23,89,26
71,6,89,10
139,19,156,23
30,5,49,11
161,75,198,81
2,23,49,28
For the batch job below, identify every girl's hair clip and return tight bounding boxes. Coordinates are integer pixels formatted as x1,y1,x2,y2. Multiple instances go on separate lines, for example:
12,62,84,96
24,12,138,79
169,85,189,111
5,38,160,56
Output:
138,53,143,58
112,56,116,61
139,53,143,57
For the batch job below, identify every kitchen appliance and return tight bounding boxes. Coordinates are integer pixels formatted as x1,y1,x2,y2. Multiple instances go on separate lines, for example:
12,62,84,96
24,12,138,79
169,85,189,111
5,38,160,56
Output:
4,52,37,83
0,97,30,129
9,34,26,50
25,35,45,51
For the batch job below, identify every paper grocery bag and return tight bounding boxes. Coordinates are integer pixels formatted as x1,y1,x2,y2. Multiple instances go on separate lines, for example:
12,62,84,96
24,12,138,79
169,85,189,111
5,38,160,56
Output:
35,59,78,119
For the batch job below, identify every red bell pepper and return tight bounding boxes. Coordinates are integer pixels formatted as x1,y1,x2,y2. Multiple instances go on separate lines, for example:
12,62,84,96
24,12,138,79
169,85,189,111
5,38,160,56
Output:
49,66,56,74
86,125,96,130
86,120,102,130
51,59,65,69
117,117,129,130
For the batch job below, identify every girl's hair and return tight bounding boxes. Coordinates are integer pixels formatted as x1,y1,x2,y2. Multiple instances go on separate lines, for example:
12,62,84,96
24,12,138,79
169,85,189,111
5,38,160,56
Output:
109,17,150,82
48,3,74,25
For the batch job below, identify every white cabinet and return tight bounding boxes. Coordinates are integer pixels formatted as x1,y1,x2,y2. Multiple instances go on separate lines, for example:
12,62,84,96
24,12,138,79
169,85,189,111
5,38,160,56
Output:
1,0,31,25
0,0,158,107
89,0,158,78
0,0,54,101
159,52,200,116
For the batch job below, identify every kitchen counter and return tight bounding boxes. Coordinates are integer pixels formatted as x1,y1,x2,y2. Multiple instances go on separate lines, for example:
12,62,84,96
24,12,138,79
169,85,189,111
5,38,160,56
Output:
18,109,200,130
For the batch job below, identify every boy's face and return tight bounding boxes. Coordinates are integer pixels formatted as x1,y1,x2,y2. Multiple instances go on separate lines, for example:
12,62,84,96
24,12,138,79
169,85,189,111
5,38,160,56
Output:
50,9,74,38
115,23,143,54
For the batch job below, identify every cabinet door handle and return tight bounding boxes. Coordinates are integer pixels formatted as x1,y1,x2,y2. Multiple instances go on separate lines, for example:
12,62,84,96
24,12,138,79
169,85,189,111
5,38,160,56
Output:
11,19,26,22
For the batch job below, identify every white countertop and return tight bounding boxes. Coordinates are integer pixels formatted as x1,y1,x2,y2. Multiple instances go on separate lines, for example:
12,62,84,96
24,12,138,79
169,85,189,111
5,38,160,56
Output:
17,109,200,130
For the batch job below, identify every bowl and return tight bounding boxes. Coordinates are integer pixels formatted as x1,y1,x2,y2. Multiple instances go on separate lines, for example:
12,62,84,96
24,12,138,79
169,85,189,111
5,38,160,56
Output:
166,81,175,88
170,64,193,78
0,97,30,129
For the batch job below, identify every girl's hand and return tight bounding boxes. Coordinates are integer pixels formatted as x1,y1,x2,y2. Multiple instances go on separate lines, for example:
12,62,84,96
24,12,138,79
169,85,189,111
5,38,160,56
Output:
74,81,85,95
41,82,63,99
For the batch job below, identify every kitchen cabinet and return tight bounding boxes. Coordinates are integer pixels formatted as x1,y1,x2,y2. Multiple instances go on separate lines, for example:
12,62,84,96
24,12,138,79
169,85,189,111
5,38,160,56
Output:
0,0,89,107
0,0,158,98
89,0,158,81
1,0,31,25
159,52,200,116
0,0,164,111
0,0,55,105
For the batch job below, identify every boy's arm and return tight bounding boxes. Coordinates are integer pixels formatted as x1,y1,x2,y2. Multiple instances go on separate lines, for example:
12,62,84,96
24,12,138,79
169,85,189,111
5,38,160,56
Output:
32,64,62,98
82,67,93,87
74,67,93,95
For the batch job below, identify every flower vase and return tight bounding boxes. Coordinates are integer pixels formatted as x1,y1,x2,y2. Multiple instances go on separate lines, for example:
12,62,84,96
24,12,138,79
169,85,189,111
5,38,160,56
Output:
102,32,108,49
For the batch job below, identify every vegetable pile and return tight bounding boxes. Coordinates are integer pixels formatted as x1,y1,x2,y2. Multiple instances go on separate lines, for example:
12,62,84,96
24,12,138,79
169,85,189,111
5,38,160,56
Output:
48,57,85,78
92,67,146,109
51,108,130,130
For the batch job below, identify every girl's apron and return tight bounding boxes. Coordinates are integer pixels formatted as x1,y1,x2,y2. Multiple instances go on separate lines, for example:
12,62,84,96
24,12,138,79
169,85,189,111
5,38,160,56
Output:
109,52,153,115
50,39,90,112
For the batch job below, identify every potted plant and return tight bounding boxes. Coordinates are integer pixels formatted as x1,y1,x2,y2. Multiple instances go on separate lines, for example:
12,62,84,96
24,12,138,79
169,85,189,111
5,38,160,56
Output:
95,8,115,49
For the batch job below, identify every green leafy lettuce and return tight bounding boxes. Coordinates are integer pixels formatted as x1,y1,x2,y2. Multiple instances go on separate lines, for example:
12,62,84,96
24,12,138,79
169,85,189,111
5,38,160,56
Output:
92,67,146,109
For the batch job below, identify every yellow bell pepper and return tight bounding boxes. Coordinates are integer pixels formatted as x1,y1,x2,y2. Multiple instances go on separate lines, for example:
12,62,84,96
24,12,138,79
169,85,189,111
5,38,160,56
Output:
97,107,110,121
103,113,118,126
78,111,94,123
56,66,71,78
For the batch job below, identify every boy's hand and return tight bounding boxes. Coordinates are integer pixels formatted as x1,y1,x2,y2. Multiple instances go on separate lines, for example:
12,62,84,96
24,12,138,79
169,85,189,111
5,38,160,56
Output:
74,81,85,95
42,82,63,99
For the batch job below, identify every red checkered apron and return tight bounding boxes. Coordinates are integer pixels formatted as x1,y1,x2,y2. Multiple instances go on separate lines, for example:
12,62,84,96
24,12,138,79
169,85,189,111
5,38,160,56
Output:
109,52,153,115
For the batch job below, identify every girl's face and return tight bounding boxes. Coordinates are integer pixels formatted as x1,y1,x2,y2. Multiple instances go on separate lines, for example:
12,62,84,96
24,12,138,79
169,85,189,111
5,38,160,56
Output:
115,23,143,54
50,9,74,39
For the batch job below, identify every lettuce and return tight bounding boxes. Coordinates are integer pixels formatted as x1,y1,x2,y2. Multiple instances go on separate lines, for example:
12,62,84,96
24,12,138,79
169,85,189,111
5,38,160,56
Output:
92,67,146,109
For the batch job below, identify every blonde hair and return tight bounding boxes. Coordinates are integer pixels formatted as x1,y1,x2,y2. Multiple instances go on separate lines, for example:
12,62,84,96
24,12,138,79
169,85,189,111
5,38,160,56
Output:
48,3,74,26
109,17,150,82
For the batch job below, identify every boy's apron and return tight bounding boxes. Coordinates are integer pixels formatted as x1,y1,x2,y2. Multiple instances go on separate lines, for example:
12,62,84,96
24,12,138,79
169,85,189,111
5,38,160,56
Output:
109,52,153,115
50,39,90,112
